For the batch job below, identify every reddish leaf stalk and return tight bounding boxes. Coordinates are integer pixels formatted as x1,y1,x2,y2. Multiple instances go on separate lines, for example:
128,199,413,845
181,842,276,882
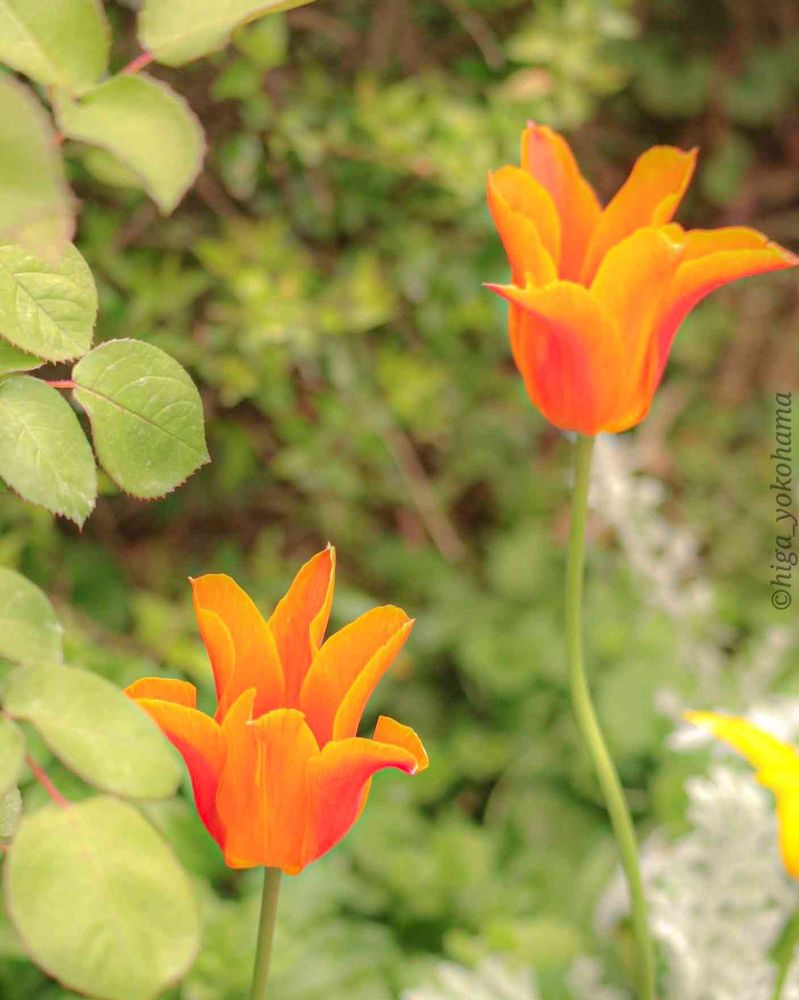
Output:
122,52,154,75
26,756,69,809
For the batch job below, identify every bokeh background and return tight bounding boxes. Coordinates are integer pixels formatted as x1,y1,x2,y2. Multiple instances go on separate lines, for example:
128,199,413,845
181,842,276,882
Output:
3,0,798,996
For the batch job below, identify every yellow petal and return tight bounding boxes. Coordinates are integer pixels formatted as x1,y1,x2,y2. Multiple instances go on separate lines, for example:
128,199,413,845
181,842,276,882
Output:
685,710,799,778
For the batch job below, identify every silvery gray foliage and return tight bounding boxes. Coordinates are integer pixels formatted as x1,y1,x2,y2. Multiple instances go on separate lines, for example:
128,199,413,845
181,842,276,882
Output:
567,956,628,1000
648,766,799,1000
595,764,799,1000
402,957,540,1000
589,435,796,711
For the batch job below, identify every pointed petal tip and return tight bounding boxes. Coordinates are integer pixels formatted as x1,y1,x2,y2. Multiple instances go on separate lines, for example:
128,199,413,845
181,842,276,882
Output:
683,709,715,726
523,120,547,137
649,143,698,161
320,543,336,569
773,244,799,267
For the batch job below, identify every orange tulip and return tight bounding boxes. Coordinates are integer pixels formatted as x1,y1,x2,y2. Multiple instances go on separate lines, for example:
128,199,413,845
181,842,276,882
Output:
125,547,428,875
486,124,797,434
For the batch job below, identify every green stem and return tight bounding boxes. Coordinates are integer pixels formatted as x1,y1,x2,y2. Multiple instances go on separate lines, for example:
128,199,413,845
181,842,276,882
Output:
250,867,282,1000
565,434,656,1000
772,906,799,1000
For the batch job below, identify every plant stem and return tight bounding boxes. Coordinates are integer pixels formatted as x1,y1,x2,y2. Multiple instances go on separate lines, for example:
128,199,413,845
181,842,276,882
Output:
121,51,153,75
26,755,69,808
250,867,282,1000
565,434,656,999
772,906,799,1000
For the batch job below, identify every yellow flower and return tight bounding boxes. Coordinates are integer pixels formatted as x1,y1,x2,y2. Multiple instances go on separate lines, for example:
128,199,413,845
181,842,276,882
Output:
686,711,799,876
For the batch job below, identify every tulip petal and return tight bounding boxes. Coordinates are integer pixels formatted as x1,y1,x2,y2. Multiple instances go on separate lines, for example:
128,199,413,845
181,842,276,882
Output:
269,546,336,706
521,123,601,281
215,688,257,867
249,709,318,874
193,604,235,704
303,736,420,868
192,574,285,720
487,280,624,435
300,606,414,745
216,693,319,873
581,146,697,284
654,227,798,379
129,696,226,845
373,715,429,772
487,166,559,285
685,711,799,775
589,227,683,432
125,676,197,708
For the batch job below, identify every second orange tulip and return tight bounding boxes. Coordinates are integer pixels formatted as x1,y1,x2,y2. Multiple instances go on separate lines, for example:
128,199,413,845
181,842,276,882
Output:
486,124,797,434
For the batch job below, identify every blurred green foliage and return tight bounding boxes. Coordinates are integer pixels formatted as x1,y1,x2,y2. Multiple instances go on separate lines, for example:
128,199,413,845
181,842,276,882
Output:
2,0,797,995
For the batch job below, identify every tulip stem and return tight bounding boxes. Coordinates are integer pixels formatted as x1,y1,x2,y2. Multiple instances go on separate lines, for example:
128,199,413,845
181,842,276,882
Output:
565,434,656,1000
250,866,282,999
772,905,799,1000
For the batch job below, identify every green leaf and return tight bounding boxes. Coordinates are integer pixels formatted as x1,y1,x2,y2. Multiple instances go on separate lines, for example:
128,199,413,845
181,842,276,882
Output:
139,0,312,66
73,339,209,499
0,787,22,839
0,242,97,362
81,147,143,191
0,341,42,377
0,566,63,666
3,664,183,799
0,376,97,525
57,75,205,214
0,718,24,800
5,796,201,1000
0,76,73,257
0,0,109,93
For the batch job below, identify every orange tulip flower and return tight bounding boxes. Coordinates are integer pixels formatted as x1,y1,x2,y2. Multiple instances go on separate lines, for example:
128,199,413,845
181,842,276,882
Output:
486,124,797,434
686,710,799,876
125,547,428,875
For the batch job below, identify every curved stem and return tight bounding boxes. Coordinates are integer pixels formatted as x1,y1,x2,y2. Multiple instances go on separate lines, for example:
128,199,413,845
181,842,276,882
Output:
772,906,799,1000
250,866,282,1000
565,434,656,999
